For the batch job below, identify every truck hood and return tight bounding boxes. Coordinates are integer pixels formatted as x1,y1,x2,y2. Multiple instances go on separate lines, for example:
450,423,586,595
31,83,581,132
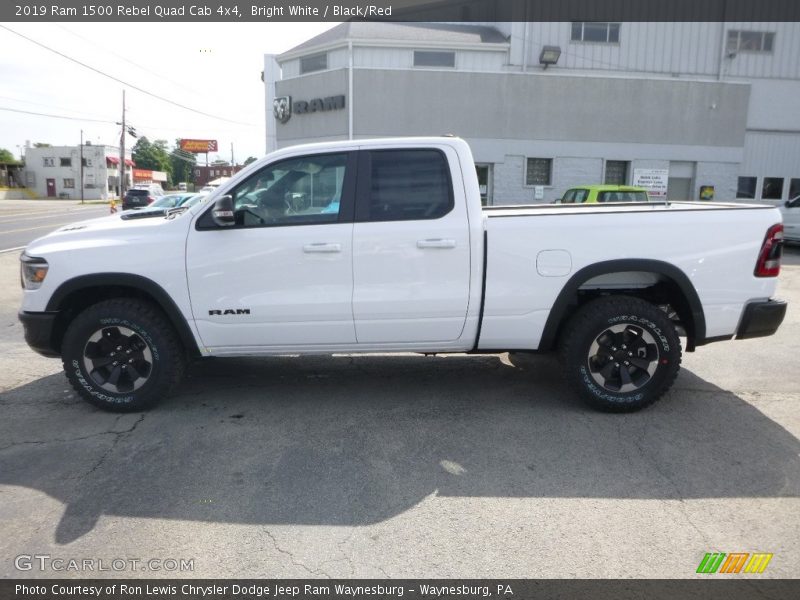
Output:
25,210,191,257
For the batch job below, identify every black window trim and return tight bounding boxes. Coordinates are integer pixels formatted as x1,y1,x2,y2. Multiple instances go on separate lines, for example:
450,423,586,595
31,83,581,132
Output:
727,29,776,53
354,148,455,223
413,50,456,68
195,151,357,231
570,22,621,44
299,52,328,74
525,157,553,187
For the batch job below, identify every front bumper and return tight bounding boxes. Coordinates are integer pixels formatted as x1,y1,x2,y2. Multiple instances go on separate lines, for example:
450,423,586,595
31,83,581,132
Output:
18,310,60,357
736,299,787,340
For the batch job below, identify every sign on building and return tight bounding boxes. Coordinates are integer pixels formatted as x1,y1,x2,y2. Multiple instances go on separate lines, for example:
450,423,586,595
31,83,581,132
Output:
633,168,669,198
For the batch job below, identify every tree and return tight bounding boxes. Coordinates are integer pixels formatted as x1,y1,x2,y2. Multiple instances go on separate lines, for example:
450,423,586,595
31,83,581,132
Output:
132,137,173,183
243,156,258,166
0,148,18,164
170,139,196,185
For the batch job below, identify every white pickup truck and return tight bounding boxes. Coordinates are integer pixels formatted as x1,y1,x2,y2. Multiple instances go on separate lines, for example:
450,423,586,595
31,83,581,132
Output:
19,137,787,413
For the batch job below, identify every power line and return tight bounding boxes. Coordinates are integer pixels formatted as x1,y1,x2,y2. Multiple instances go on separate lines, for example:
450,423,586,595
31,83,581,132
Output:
55,24,205,97
0,94,116,120
0,106,116,124
0,24,255,126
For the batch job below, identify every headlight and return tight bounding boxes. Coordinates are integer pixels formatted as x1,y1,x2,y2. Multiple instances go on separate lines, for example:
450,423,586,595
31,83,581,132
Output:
20,254,49,290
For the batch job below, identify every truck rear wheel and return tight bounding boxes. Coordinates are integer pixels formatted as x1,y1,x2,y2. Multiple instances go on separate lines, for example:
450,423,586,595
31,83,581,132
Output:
559,296,681,412
62,298,185,412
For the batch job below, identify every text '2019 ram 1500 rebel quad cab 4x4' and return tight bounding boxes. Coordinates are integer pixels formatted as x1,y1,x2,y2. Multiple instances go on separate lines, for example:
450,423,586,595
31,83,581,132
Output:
19,138,787,413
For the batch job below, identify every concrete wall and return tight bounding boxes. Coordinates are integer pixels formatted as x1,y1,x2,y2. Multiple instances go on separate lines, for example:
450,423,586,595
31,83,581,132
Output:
350,70,750,147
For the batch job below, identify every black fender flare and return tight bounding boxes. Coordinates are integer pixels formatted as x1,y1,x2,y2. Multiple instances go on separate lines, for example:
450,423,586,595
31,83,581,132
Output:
538,259,706,351
46,273,201,357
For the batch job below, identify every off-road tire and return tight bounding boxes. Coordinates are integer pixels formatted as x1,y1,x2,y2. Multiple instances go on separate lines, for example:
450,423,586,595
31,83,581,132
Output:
62,298,185,412
559,296,682,412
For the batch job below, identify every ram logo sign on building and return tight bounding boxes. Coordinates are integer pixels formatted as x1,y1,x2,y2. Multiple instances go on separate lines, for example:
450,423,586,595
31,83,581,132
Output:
179,139,219,153
273,95,346,124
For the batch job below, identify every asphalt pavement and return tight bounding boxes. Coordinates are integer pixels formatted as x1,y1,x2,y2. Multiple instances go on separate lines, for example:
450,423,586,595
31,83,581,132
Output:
0,235,798,579
0,200,110,252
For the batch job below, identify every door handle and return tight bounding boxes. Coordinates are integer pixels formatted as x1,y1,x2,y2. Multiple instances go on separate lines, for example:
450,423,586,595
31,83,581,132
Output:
303,243,342,253
417,238,456,249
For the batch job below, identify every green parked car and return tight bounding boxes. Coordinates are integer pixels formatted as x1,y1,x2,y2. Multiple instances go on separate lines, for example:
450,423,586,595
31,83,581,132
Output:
557,185,650,204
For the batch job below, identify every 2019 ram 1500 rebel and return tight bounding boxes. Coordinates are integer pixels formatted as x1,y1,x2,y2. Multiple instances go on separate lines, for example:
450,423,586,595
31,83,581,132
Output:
18,137,787,412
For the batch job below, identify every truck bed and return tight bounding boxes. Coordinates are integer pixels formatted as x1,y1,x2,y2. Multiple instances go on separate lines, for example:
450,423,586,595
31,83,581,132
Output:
477,200,783,350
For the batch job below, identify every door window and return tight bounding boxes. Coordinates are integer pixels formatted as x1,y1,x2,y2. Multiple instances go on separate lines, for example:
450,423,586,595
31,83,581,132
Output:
206,153,351,228
561,189,577,203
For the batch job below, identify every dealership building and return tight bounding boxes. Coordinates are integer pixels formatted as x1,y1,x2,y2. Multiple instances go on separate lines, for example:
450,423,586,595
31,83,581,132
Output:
263,21,800,204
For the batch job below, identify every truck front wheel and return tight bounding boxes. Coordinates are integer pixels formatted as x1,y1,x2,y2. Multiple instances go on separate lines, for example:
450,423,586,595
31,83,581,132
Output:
61,298,185,412
559,296,682,412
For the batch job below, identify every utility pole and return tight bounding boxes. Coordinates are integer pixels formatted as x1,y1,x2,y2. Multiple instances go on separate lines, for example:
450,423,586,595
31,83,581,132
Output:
119,90,126,199
79,129,84,204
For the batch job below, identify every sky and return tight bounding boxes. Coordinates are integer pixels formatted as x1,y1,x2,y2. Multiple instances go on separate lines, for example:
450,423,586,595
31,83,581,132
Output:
0,22,338,164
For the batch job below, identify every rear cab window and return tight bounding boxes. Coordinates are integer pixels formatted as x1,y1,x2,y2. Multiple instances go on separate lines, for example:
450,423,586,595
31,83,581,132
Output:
356,149,454,222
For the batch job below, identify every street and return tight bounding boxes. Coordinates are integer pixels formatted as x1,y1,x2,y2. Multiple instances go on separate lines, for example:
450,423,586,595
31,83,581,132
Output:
0,234,798,578
0,200,110,253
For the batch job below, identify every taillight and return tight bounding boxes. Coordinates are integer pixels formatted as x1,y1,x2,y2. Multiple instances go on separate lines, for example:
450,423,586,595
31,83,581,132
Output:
754,223,783,277
147,196,155,204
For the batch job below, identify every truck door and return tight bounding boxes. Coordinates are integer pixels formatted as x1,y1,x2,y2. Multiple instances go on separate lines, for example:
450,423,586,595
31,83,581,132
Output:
186,152,357,351
352,147,471,343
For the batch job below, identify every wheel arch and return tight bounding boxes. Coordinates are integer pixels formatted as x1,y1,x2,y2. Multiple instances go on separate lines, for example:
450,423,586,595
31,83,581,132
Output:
539,259,706,352
46,273,201,358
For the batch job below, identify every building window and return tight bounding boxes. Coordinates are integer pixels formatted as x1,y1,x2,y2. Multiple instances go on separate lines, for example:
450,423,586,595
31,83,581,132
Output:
413,50,456,68
43,157,55,167
762,177,783,200
526,158,552,186
60,157,71,167
571,22,620,44
63,178,75,188
727,30,775,53
737,177,757,199
789,178,800,200
300,53,327,74
604,160,629,185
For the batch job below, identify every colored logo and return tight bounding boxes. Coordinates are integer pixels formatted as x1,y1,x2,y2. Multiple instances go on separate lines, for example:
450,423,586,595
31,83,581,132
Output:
696,552,773,574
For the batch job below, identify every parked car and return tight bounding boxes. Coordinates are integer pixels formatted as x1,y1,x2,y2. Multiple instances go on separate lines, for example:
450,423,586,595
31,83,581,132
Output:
19,137,786,413
557,185,650,204
118,194,209,219
149,193,196,209
780,195,800,242
122,184,165,210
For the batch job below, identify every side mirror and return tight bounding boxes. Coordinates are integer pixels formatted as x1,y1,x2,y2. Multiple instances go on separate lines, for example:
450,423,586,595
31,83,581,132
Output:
211,195,235,227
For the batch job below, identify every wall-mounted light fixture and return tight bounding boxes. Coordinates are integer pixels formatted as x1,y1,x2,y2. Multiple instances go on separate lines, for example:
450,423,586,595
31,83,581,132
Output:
539,45,561,69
